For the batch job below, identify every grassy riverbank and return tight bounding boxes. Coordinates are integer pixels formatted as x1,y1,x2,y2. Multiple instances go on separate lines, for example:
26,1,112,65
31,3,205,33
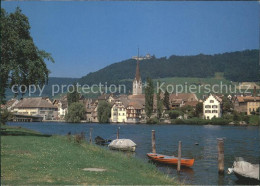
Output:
1,125,176,185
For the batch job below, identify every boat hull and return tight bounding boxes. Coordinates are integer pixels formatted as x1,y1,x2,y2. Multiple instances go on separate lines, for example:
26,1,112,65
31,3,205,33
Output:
234,172,260,184
147,153,194,167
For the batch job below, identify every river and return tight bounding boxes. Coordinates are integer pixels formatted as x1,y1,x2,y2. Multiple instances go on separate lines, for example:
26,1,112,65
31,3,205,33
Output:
6,122,260,185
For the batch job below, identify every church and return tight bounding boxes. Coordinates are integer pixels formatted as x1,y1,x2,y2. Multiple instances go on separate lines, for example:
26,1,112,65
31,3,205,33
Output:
110,53,199,123
111,56,146,123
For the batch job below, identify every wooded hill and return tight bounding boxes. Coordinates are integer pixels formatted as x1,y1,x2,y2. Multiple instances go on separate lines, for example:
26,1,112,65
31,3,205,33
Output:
79,49,259,85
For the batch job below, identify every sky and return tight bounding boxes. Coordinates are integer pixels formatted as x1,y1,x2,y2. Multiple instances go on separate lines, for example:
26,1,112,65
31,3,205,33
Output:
2,1,259,78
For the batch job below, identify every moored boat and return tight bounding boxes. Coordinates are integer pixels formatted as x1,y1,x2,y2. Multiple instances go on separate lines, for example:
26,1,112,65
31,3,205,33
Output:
147,153,195,167
108,139,136,152
228,158,259,183
95,136,111,146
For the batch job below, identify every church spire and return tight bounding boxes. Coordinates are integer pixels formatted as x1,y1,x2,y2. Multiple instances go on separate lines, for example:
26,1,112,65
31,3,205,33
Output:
135,48,141,82
132,48,142,95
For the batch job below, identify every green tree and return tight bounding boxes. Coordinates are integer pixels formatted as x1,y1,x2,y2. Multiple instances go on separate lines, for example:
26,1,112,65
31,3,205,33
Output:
65,102,86,123
256,107,260,115
222,97,233,114
0,8,54,124
168,110,183,119
67,84,80,106
156,81,163,119
145,77,154,119
97,101,111,123
0,109,13,123
163,90,170,110
195,102,203,117
233,111,241,122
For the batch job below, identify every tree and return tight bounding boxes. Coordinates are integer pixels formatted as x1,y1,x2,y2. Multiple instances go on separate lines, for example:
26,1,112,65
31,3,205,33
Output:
163,90,170,110
256,107,260,115
1,109,13,123
222,97,233,114
145,77,154,119
156,81,163,119
97,101,111,123
65,102,86,123
195,102,203,117
168,110,183,119
67,84,80,106
0,8,54,124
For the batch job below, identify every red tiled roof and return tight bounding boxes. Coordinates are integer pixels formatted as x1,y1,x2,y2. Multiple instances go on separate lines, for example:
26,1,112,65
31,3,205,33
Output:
236,96,260,103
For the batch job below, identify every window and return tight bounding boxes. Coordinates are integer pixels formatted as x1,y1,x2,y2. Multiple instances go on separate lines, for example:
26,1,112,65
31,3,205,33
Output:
212,105,218,108
205,105,211,108
212,110,218,113
205,110,211,113
210,100,214,103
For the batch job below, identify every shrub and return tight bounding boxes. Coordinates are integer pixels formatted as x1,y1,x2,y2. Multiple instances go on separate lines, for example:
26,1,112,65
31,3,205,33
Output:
168,110,183,119
210,118,230,125
147,118,159,124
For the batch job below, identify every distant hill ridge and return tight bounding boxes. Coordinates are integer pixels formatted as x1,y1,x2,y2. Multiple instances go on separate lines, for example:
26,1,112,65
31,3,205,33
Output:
79,49,259,85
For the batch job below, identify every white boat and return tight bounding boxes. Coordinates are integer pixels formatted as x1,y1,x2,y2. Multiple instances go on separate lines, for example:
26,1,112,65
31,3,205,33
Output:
108,139,136,152
228,158,259,183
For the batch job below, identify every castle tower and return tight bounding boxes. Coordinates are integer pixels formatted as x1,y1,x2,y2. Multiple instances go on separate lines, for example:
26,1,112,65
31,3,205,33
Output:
133,50,142,95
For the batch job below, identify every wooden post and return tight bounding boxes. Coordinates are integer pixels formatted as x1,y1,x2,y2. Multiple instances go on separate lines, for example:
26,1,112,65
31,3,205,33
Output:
152,130,156,153
177,141,182,172
217,138,224,174
89,128,93,144
117,127,120,139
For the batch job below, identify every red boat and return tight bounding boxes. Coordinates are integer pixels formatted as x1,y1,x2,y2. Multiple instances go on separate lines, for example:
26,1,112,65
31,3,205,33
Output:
147,153,195,167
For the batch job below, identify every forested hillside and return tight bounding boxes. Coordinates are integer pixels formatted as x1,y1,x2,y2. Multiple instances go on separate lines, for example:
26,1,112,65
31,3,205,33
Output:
79,50,259,85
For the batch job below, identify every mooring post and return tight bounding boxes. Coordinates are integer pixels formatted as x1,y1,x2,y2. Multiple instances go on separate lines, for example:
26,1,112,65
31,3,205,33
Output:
152,130,156,153
177,141,182,172
89,128,93,144
217,138,224,174
117,127,120,139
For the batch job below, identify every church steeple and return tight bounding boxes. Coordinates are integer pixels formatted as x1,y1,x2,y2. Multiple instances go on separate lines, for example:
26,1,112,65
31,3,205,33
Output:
135,50,141,82
133,48,142,95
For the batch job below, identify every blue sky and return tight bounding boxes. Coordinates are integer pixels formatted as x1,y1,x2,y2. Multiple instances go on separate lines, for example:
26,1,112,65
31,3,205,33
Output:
2,1,259,78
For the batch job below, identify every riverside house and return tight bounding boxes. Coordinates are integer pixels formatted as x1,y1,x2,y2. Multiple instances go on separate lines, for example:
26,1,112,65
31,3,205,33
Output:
233,96,260,115
13,97,58,120
53,99,68,120
203,94,222,119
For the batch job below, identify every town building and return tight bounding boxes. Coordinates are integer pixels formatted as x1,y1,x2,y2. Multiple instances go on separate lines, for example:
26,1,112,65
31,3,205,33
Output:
233,96,260,115
85,98,99,122
132,59,142,95
169,93,198,109
53,98,68,120
111,100,127,123
132,53,152,61
1,98,19,111
203,94,222,119
13,97,58,120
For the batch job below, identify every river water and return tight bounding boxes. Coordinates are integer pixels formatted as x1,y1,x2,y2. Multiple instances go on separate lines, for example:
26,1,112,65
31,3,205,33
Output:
6,122,260,185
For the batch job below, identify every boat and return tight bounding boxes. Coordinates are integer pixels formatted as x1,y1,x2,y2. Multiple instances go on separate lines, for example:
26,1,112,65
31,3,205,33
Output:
228,158,259,183
95,136,111,146
147,153,195,167
108,139,136,152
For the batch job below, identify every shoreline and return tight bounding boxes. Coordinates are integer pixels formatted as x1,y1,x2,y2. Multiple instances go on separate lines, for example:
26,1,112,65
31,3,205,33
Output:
20,117,260,126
